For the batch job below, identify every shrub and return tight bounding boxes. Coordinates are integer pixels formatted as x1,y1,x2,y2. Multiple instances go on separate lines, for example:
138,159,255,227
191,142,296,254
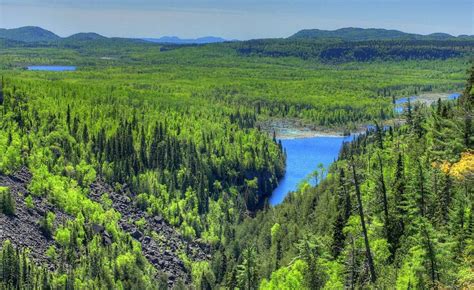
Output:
24,195,34,209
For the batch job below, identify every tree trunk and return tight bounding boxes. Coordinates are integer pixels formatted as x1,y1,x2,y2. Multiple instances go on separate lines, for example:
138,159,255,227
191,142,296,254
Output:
417,160,426,217
422,225,438,285
351,157,377,283
377,153,389,226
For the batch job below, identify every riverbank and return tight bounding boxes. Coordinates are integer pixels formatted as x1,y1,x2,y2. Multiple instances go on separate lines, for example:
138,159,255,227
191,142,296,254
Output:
258,118,357,139
405,92,460,104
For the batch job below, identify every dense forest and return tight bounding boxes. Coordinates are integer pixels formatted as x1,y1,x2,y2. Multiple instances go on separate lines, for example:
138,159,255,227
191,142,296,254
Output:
231,38,474,62
0,28,473,289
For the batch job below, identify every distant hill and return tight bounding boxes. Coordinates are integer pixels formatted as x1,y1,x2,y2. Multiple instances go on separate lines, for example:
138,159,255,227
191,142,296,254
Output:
0,27,149,47
65,32,107,41
0,26,60,42
289,27,474,41
142,36,229,44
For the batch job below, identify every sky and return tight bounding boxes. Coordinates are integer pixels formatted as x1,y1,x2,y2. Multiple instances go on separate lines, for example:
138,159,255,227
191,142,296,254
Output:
0,0,473,39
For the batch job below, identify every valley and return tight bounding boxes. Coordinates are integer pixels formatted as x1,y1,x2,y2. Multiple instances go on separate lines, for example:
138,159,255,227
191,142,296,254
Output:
0,25,472,289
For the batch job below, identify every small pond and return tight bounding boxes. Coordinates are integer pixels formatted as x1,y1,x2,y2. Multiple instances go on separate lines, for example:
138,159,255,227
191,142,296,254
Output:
27,66,76,71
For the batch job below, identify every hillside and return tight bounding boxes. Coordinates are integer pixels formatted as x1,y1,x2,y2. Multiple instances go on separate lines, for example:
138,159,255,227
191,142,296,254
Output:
65,32,107,41
0,26,60,42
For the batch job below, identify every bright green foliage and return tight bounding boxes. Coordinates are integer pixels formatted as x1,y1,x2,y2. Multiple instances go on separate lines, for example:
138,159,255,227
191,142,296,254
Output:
396,245,427,289
192,261,216,289
74,160,96,187
55,227,71,248
24,195,33,209
0,73,285,239
0,129,22,175
260,259,307,290
203,199,226,244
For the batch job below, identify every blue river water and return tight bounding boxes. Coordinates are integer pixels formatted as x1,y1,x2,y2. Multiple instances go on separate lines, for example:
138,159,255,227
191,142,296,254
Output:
27,66,76,71
270,135,355,205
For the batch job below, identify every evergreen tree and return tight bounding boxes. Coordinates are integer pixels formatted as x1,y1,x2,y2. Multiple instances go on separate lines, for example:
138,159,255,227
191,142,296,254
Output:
237,247,258,290
332,168,351,257
0,187,15,216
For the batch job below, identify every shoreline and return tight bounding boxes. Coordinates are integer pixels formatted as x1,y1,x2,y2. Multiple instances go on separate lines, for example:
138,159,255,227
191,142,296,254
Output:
258,118,364,140
275,130,354,140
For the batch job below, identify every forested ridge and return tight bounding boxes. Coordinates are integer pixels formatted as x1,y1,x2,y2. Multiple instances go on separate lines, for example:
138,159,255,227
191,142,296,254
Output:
231,38,474,63
0,72,287,286
0,30,472,289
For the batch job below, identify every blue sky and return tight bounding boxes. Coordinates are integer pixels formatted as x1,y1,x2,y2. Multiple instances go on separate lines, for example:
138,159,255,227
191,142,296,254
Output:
1,0,472,39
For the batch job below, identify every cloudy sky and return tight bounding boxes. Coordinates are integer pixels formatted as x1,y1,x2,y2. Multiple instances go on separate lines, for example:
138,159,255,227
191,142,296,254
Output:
1,0,472,39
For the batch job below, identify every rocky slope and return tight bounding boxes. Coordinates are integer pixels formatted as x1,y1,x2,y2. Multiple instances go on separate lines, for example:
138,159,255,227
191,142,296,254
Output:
0,167,71,269
0,168,210,286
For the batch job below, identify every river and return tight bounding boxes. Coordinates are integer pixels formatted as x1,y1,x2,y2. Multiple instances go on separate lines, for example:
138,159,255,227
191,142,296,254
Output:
269,134,354,205
270,92,461,205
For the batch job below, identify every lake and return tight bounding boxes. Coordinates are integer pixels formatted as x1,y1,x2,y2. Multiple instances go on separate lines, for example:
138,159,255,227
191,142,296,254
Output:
270,135,355,205
27,66,76,71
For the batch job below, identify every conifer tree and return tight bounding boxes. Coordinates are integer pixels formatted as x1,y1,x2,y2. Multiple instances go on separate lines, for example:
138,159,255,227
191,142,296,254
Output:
0,187,15,216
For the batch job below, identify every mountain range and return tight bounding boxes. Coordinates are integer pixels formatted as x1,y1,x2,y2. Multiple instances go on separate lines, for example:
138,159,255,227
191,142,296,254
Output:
0,26,230,44
0,26,472,44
